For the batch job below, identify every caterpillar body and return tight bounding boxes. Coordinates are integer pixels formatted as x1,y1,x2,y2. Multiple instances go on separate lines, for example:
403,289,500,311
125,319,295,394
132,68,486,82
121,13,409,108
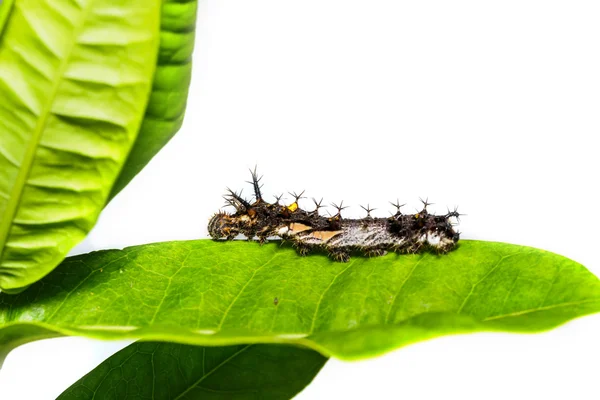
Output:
208,169,461,262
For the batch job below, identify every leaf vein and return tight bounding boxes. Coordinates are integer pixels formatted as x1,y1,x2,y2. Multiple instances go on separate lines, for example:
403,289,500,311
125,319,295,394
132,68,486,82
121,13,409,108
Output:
457,254,511,314
483,299,600,321
385,256,424,324
173,345,252,400
309,260,356,334
217,254,279,330
47,254,129,322
148,251,192,324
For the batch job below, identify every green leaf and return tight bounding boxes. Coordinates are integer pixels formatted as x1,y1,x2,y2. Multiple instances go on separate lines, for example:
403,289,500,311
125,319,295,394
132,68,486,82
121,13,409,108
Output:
0,0,161,292
108,0,197,201
58,342,327,400
0,0,14,37
1,240,599,360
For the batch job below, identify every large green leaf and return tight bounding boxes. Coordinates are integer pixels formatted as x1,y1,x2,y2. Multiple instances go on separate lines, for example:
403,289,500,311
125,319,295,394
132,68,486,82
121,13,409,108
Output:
0,0,161,292
108,0,197,201
1,240,599,360
58,342,327,399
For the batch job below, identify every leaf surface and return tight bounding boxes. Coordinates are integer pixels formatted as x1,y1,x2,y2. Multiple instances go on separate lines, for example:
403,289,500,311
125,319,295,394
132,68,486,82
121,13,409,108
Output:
58,342,327,400
108,0,197,200
0,0,161,291
1,240,599,360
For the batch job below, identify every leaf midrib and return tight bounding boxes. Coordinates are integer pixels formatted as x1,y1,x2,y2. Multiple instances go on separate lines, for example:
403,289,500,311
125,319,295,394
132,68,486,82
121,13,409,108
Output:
0,3,93,257
173,345,252,400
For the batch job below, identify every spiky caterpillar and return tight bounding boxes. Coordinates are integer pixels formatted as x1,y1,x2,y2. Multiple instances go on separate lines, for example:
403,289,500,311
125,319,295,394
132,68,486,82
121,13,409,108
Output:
208,168,461,262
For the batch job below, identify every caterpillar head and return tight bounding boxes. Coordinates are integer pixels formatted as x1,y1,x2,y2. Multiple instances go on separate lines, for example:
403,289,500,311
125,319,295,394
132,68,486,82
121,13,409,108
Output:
388,209,461,253
208,212,242,240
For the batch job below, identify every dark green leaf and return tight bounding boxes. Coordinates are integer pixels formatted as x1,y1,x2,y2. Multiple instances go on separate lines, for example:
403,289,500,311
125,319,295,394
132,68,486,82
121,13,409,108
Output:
108,0,197,200
1,240,599,360
58,342,327,400
0,0,161,292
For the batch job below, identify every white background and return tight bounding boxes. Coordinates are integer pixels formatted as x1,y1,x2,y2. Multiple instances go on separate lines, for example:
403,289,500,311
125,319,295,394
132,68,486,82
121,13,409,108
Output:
2,0,600,398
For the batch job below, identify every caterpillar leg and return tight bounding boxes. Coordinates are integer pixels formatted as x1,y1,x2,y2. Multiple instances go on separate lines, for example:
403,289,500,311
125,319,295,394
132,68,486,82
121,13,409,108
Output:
365,248,387,258
328,249,350,262
256,235,268,245
293,242,311,256
407,241,424,254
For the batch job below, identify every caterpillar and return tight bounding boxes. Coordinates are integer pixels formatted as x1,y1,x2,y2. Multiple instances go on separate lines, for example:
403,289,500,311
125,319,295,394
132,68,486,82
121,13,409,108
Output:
208,168,461,262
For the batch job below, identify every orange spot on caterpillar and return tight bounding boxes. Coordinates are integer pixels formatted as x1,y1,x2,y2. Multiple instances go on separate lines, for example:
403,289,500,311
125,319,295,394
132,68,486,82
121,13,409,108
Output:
289,223,311,233
311,230,342,242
